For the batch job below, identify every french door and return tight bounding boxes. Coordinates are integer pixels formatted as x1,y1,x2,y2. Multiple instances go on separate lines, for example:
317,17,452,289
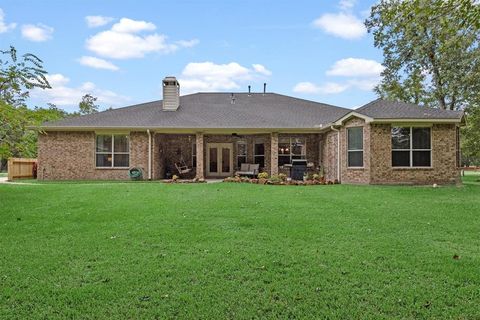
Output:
206,143,233,177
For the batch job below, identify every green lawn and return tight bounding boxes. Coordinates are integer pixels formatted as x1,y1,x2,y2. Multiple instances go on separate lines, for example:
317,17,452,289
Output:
1,178,479,319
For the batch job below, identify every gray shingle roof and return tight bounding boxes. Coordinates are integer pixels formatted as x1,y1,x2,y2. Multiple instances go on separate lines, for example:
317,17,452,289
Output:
41,93,351,129
41,94,464,130
355,99,463,120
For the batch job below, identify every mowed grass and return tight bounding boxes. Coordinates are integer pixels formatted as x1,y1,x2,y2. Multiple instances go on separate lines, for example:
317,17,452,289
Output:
1,179,479,319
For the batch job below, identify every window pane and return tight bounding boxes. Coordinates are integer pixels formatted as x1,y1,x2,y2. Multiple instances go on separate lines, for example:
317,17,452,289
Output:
392,151,410,167
292,138,305,155
237,156,246,168
254,143,265,156
254,156,265,168
209,147,217,172
96,153,112,167
348,127,363,150
114,154,129,167
413,151,431,167
96,135,112,152
114,135,129,152
392,127,410,149
412,128,431,149
348,151,363,167
192,143,196,156
279,155,290,166
278,142,289,155
237,143,247,156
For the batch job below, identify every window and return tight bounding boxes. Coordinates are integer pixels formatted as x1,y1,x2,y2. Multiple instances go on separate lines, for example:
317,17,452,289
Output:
347,127,363,167
278,137,306,166
254,142,265,168
192,142,197,167
96,134,130,168
237,141,247,169
392,127,431,167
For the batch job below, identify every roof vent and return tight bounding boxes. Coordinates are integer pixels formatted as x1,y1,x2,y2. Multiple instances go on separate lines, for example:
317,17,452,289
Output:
231,93,236,104
248,85,251,96
162,76,180,111
263,83,266,96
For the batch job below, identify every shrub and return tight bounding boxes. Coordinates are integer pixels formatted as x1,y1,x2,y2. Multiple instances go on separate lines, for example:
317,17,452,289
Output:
312,173,320,181
278,173,287,182
258,172,269,179
172,174,179,181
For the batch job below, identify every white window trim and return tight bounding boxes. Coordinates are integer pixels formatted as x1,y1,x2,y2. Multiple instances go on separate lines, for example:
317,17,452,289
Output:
392,127,432,168
278,137,307,165
95,134,130,169
347,127,364,168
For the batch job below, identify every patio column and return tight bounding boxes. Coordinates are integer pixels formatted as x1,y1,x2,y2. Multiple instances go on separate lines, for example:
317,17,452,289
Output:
270,132,279,177
195,132,204,179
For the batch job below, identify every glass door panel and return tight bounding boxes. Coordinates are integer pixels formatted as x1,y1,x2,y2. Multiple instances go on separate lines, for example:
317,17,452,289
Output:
209,147,218,173
222,147,230,173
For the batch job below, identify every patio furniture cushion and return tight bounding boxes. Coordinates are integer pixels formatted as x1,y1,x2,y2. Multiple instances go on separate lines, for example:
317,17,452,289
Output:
240,163,249,171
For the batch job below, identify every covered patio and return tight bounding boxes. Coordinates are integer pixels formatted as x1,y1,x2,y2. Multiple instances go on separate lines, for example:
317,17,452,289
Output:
152,131,323,180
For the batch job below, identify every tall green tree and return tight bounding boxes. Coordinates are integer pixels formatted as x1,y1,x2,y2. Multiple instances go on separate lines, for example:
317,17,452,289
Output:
0,46,51,107
78,93,99,115
365,0,480,110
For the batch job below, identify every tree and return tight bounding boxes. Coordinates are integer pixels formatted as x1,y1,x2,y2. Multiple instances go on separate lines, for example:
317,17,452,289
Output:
365,0,480,111
78,94,99,115
0,46,51,107
461,106,480,166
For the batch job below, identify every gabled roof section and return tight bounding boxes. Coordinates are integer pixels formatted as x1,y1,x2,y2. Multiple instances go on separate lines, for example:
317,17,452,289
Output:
355,99,464,121
333,99,464,125
40,93,351,130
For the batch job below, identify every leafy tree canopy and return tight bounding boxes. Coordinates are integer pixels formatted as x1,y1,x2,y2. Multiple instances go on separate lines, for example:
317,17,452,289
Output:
366,0,480,110
79,93,99,115
0,46,51,107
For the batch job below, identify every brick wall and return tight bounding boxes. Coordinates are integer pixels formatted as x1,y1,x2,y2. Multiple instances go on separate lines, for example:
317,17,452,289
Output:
369,123,459,185
340,118,371,184
321,130,338,181
38,131,148,180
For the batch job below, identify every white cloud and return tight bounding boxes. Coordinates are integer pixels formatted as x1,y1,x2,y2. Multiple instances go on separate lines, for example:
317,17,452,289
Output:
21,24,54,42
175,39,199,48
85,15,114,28
312,12,366,39
111,18,156,33
31,73,130,109
293,57,384,95
339,0,356,10
86,17,197,59
252,64,272,76
78,56,119,71
0,8,16,33
178,61,271,94
326,58,384,77
293,81,348,94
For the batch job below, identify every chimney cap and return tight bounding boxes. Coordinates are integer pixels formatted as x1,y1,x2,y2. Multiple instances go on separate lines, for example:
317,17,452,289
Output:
163,76,179,85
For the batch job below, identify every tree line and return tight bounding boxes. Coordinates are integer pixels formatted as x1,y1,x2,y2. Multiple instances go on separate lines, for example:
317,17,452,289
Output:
0,46,100,171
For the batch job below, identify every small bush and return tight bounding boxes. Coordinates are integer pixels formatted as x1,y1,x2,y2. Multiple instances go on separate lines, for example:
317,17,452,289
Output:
258,172,269,179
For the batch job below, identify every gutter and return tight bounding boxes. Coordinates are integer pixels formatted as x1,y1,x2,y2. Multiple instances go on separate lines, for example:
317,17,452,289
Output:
330,126,341,182
147,129,152,180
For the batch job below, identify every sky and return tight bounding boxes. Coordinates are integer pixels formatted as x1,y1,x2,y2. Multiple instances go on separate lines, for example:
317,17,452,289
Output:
0,0,383,112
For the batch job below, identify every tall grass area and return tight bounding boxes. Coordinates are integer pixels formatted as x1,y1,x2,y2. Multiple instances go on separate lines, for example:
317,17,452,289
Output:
1,179,479,318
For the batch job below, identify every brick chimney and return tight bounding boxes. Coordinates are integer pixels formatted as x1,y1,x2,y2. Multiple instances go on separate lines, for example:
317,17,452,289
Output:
162,76,180,111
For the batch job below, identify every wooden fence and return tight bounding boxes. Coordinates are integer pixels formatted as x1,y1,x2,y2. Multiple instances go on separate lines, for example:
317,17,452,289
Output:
7,158,37,181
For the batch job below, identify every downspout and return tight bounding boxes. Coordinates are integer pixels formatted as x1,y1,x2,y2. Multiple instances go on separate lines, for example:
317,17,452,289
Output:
147,129,152,180
330,126,340,182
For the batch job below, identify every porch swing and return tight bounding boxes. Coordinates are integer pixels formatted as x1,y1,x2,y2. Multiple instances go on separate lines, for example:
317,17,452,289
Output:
174,158,192,176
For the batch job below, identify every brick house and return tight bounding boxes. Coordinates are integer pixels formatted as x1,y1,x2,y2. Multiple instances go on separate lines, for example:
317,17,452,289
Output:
37,76,464,184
